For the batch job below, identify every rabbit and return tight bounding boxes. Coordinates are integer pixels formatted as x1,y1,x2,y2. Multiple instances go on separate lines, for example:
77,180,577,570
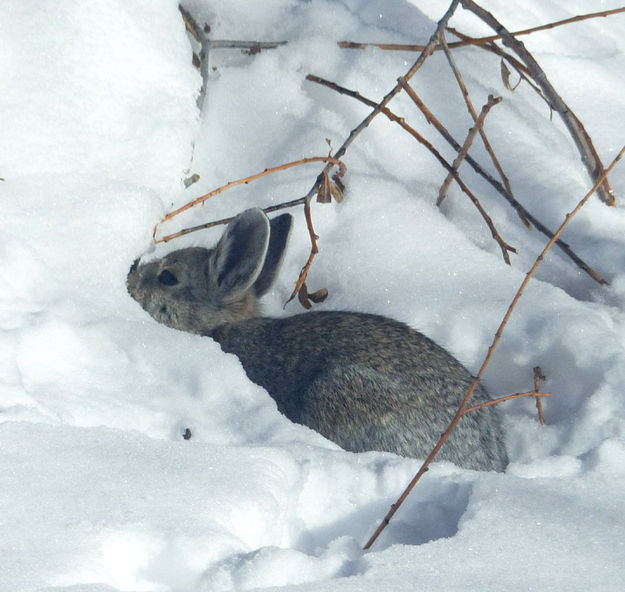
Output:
127,208,508,471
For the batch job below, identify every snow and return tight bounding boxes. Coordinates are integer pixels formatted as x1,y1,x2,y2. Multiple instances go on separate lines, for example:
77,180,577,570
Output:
1,0,625,590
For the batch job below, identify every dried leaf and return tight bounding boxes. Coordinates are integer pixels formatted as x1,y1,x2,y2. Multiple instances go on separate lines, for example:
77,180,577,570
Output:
500,58,521,91
296,282,328,309
316,166,346,203
316,171,333,203
297,282,312,309
330,172,345,203
308,288,328,303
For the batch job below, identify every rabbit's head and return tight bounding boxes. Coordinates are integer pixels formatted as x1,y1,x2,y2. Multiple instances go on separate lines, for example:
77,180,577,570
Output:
127,208,293,334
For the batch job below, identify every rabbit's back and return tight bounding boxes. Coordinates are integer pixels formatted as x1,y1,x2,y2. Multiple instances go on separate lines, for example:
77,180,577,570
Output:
210,311,507,471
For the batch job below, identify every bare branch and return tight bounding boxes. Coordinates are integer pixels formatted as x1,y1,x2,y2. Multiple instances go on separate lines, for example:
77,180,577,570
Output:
459,0,615,205
304,0,462,203
156,196,308,243
153,156,345,242
309,73,606,283
396,79,607,284
462,389,551,414
363,145,625,551
437,94,502,206
450,6,625,49
439,32,513,201
306,75,516,263
207,40,287,51
285,196,321,307
287,1,462,302
338,7,625,52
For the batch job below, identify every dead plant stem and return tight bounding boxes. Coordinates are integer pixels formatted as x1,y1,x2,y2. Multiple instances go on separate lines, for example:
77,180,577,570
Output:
338,7,625,52
363,144,625,551
153,156,343,241
459,0,615,205
439,32,513,200
437,94,502,205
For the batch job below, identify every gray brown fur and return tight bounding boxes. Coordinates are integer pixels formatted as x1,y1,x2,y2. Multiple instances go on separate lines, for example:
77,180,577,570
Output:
127,209,507,471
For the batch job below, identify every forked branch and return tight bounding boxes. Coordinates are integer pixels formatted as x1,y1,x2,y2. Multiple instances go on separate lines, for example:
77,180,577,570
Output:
307,0,461,198
437,94,502,206
438,32,514,202
307,74,607,282
462,389,551,415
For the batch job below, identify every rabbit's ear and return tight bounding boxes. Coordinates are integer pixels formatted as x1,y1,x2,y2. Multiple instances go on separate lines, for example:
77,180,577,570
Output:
253,213,293,297
210,209,270,297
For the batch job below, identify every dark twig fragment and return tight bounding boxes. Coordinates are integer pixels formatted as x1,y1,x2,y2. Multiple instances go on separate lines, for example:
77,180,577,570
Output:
534,366,547,425
179,4,210,109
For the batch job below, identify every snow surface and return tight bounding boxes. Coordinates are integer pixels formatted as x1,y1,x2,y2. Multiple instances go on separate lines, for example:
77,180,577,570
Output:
2,0,625,590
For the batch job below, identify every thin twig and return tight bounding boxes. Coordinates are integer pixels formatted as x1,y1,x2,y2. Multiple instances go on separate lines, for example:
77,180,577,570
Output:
534,366,546,425
450,6,625,48
363,145,625,551
153,156,344,242
207,40,287,51
396,79,606,283
179,5,210,109
306,75,515,263
317,0,461,176
338,7,625,52
459,0,615,205
156,197,308,243
437,94,502,206
463,389,551,414
290,0,462,300
439,32,514,201
285,197,320,306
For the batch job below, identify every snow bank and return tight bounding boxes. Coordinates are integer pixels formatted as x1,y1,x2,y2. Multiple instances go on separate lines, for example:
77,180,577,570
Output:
1,0,625,590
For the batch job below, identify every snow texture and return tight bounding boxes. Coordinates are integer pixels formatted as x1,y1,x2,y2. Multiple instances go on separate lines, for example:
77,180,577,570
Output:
1,0,625,590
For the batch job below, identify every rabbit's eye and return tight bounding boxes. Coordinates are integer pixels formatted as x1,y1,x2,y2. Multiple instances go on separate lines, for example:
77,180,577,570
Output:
158,269,179,286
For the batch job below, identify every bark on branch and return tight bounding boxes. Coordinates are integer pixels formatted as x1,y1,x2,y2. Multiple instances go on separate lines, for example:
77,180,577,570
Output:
459,0,615,205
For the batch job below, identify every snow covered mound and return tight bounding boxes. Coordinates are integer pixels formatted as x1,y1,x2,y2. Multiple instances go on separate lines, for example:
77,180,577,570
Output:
1,0,624,590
